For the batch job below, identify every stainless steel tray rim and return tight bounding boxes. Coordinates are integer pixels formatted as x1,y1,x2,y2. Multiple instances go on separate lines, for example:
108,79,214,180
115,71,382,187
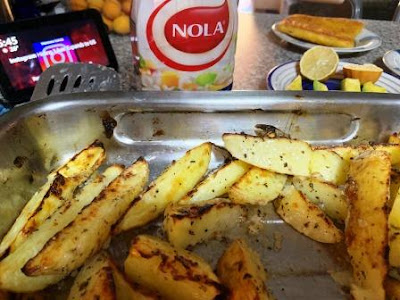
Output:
2,90,400,127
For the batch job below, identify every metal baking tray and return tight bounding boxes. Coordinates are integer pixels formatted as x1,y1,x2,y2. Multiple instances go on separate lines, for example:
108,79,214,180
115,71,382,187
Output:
1,90,400,299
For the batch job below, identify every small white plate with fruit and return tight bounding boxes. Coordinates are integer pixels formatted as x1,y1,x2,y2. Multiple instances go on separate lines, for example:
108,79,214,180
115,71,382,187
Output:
383,49,400,77
267,46,400,93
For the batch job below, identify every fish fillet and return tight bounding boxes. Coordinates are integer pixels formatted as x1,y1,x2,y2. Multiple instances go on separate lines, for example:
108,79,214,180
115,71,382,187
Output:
277,14,364,48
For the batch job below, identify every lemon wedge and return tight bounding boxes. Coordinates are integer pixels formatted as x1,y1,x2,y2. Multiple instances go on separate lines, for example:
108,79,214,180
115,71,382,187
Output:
285,75,302,91
300,46,339,81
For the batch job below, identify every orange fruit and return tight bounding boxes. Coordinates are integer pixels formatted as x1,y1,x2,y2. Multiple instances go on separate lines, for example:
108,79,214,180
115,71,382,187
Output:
102,16,113,31
343,63,383,84
113,15,130,35
102,0,122,20
122,1,131,14
69,0,88,11
88,0,104,10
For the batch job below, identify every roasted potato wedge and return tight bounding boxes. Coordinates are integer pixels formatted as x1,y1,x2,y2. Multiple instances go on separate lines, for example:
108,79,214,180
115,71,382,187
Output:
368,144,400,165
292,176,348,223
114,143,212,233
68,252,115,300
23,158,149,277
390,171,400,208
389,186,400,267
309,149,348,185
0,173,56,259
1,141,106,256
124,235,221,300
389,133,400,145
324,145,358,162
70,251,159,300
217,239,269,300
0,165,123,292
328,144,400,165
385,278,400,300
0,290,10,300
181,159,250,203
110,260,160,300
345,151,389,300
228,167,287,205
223,133,312,176
13,292,45,300
274,185,343,243
164,198,246,249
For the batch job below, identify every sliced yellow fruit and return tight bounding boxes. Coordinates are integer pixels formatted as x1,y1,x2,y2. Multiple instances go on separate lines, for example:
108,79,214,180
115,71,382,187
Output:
299,46,339,81
285,75,302,91
362,81,387,93
313,80,328,91
341,78,361,92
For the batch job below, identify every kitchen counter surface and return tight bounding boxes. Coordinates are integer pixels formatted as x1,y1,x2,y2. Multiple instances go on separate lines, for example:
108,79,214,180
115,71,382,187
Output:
1,12,399,109
111,12,400,91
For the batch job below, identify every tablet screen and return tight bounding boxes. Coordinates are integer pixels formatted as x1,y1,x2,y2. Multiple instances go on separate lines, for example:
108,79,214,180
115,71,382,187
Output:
0,19,110,91
0,9,117,104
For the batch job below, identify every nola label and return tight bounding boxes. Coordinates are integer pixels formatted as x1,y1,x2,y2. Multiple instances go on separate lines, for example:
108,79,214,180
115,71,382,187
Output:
131,0,238,91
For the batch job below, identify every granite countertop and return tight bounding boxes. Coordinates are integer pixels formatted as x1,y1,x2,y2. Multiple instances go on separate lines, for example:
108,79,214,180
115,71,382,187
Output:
110,12,400,91
0,12,399,109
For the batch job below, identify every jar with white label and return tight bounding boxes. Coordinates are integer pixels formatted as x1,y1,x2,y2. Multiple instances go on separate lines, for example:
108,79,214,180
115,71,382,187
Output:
130,0,238,91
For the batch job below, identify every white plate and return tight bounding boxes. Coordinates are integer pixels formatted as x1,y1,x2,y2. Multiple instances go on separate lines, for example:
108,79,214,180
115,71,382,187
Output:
267,61,400,93
271,23,382,54
383,50,400,77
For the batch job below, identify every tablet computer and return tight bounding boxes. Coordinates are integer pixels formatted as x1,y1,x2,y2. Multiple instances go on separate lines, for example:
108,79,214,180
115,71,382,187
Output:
0,9,118,104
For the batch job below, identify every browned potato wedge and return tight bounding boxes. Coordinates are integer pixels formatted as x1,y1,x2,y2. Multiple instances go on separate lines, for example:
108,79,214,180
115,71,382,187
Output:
110,260,160,300
68,252,115,300
0,290,10,299
385,278,400,300
310,149,349,185
389,183,400,267
367,144,400,164
114,143,212,234
223,133,312,176
181,159,250,203
13,292,46,300
390,171,400,208
217,239,269,300
389,133,400,145
324,145,357,161
228,167,287,205
0,141,105,258
0,165,124,292
164,198,246,249
292,176,348,223
345,151,389,300
0,174,56,259
328,144,400,165
69,251,159,300
23,158,149,277
274,185,343,244
124,235,221,300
